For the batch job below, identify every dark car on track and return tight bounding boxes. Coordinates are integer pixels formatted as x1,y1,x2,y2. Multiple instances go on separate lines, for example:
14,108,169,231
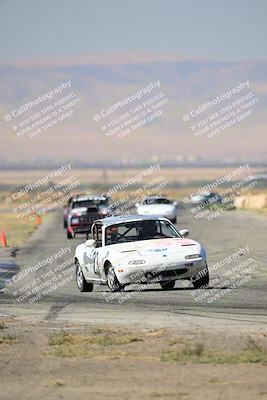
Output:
65,195,112,239
190,191,222,207
189,191,234,210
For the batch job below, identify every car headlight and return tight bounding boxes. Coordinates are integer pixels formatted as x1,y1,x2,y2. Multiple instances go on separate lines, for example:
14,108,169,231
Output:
185,254,201,259
71,218,79,224
128,260,146,265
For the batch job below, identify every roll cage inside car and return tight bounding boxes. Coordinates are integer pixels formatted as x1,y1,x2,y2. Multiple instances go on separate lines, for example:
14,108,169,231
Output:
92,223,103,247
142,197,172,205
92,219,181,247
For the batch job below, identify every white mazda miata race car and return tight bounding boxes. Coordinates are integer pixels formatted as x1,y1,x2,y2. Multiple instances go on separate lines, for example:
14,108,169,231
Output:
74,215,209,292
135,196,178,223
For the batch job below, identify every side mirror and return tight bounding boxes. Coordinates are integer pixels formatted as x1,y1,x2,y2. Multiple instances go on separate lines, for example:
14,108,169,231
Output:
173,201,178,207
85,239,96,248
179,229,189,238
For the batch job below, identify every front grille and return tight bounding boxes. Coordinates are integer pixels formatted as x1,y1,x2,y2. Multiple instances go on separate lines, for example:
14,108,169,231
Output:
80,213,99,225
145,268,188,280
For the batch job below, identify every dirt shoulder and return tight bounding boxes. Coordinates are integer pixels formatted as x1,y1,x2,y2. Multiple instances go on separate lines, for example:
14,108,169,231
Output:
0,317,266,400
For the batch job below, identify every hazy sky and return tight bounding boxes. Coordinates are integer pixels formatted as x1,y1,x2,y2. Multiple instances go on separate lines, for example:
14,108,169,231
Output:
0,0,266,164
0,0,266,61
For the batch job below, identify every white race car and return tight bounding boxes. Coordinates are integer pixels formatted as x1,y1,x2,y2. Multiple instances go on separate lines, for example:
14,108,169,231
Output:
74,215,209,292
135,196,178,223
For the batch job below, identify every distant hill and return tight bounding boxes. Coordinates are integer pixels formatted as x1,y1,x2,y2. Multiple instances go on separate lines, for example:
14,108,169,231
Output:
0,53,266,163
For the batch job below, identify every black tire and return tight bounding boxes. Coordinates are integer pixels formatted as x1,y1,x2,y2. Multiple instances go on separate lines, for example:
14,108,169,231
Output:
106,264,122,292
172,217,177,224
76,261,94,292
160,280,176,290
192,264,209,289
67,229,73,239
63,220,67,229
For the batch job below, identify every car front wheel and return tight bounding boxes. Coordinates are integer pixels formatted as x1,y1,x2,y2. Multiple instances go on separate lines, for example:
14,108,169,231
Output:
76,261,94,292
107,265,122,292
160,280,176,290
192,264,209,289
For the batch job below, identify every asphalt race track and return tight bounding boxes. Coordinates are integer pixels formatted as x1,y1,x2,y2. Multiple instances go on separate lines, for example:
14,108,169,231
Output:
1,208,266,329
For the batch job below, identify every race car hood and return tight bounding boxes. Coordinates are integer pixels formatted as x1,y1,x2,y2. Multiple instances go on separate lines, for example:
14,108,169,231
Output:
107,237,201,256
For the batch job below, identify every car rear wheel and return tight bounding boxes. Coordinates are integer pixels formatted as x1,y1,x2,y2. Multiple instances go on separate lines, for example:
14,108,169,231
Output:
192,264,209,289
106,264,122,292
160,280,176,290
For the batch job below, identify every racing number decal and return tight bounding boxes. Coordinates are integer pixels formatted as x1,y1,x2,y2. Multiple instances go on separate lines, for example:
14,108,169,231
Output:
93,250,101,276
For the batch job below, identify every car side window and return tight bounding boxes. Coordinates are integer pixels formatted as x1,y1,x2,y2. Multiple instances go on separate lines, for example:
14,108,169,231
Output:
93,224,102,247
97,225,102,247
92,225,97,241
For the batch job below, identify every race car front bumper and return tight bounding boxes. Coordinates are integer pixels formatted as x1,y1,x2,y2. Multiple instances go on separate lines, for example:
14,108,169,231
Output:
115,259,207,285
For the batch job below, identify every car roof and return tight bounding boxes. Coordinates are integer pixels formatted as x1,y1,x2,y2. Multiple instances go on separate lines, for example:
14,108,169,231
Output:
143,195,167,199
94,214,169,226
73,194,108,201
191,192,210,197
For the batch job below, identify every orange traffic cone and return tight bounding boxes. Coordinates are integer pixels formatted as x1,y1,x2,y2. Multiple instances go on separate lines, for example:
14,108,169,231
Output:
35,215,42,225
0,231,7,247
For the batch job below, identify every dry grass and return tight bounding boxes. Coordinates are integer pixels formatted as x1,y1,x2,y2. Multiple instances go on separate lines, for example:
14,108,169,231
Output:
0,213,37,247
0,334,17,345
161,342,267,364
49,330,142,346
47,330,143,358
46,330,267,364
0,167,265,185
1,321,267,399
0,321,7,330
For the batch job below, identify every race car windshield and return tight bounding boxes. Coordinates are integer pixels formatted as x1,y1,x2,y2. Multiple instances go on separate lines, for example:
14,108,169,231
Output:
97,199,109,206
72,199,109,208
72,200,98,208
143,198,171,205
105,220,180,245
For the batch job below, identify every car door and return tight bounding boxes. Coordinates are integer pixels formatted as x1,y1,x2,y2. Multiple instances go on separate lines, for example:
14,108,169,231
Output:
92,223,107,279
82,223,103,281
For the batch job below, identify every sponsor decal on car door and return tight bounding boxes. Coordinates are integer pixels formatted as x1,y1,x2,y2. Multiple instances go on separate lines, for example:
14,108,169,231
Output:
83,247,98,279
